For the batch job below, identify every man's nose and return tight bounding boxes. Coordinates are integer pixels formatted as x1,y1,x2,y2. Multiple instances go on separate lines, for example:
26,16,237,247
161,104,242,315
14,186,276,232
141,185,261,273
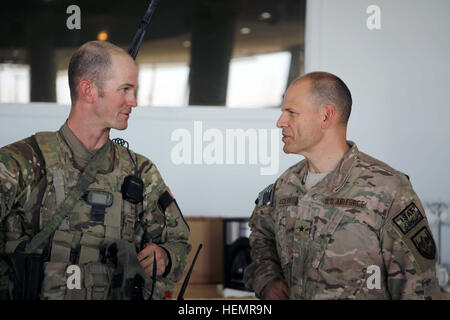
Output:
277,113,287,128
128,95,138,108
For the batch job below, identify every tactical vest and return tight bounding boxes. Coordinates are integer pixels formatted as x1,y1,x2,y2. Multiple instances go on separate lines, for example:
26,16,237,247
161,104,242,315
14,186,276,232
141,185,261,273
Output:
33,132,144,300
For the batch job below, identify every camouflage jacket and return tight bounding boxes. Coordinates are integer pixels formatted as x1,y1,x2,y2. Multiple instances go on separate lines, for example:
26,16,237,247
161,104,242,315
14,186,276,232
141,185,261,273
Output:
244,141,441,300
0,126,191,300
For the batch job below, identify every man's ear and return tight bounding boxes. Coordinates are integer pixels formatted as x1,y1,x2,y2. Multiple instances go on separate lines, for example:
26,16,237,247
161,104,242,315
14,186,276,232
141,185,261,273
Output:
320,104,336,129
77,80,97,103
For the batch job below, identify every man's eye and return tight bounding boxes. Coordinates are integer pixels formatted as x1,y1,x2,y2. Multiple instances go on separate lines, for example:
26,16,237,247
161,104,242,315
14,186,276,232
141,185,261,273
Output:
122,87,129,93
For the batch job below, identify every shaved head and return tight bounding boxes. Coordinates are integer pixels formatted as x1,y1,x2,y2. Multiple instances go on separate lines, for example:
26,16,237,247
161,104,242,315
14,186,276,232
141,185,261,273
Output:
293,72,352,125
68,41,132,102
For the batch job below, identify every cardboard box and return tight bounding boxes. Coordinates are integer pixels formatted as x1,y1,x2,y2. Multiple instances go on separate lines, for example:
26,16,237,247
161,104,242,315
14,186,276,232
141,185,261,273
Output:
180,217,224,285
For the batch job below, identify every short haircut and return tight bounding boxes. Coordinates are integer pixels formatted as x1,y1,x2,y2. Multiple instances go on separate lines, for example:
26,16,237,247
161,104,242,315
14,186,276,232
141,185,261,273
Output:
300,71,352,125
68,41,128,102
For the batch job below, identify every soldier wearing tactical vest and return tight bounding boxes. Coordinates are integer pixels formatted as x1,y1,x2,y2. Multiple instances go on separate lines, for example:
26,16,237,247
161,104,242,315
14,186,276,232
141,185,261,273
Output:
0,41,191,300
244,72,441,300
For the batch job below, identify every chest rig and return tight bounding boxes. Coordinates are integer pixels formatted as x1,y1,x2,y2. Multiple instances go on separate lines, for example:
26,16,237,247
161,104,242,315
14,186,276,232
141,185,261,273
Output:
34,132,143,300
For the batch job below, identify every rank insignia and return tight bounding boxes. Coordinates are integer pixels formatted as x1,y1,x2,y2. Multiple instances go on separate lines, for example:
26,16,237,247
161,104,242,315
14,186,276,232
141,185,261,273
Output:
393,202,424,234
411,227,436,260
295,220,312,241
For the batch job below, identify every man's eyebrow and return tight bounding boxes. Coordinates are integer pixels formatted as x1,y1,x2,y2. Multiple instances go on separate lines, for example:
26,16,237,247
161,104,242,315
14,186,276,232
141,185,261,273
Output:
120,83,136,88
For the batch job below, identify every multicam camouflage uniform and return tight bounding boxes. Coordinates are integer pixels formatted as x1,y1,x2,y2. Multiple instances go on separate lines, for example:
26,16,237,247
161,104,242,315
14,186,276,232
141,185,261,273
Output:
0,123,191,300
244,141,441,300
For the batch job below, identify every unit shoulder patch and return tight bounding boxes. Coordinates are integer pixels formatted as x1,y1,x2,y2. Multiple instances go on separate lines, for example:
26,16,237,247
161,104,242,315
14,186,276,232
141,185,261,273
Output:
255,184,274,207
411,227,436,260
393,202,424,235
388,202,437,272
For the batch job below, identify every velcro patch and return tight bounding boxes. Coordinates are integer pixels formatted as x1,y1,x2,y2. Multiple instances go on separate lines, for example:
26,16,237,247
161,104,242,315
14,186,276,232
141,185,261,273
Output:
279,197,298,206
324,198,366,208
411,227,436,260
393,202,424,235
255,184,274,207
158,190,174,213
295,220,312,241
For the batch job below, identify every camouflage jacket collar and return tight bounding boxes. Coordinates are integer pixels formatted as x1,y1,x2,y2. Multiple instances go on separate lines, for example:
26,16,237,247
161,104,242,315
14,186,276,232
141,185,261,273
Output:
327,141,359,193
60,122,94,168
289,141,359,194
58,122,114,173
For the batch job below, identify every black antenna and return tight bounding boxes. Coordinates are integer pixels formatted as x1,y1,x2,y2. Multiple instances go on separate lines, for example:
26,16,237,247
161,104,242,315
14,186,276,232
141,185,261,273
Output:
177,244,203,300
147,251,157,300
128,0,161,60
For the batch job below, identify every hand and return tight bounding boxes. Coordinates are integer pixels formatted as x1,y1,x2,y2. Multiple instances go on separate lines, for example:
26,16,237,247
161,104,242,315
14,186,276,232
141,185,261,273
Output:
261,279,289,300
137,243,169,277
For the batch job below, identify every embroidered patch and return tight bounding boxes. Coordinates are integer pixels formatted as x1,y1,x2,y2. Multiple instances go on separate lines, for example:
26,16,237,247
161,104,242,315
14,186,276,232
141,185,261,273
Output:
279,197,298,206
295,220,312,241
411,227,436,260
324,198,366,208
393,202,424,235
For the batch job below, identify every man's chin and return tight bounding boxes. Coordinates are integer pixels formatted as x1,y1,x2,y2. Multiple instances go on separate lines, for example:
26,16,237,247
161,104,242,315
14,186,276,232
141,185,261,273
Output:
114,121,129,131
283,144,300,155
283,144,293,154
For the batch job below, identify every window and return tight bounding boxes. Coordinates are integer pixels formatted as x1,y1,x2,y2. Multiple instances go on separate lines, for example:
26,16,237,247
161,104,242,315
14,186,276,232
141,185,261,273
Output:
138,63,189,107
0,1,305,107
227,52,291,108
0,64,29,103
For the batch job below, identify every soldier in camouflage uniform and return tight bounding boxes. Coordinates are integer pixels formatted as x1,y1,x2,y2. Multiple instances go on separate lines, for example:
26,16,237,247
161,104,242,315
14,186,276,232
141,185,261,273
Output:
244,72,441,300
0,41,191,300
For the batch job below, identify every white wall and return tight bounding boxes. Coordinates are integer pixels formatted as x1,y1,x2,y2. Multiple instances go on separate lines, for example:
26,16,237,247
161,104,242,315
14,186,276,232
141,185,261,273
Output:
305,0,450,264
0,104,299,218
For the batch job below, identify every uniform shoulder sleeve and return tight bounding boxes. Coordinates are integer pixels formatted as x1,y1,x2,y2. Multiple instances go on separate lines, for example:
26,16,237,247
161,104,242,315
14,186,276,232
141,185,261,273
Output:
137,154,191,283
244,182,284,298
381,175,441,299
0,136,45,220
